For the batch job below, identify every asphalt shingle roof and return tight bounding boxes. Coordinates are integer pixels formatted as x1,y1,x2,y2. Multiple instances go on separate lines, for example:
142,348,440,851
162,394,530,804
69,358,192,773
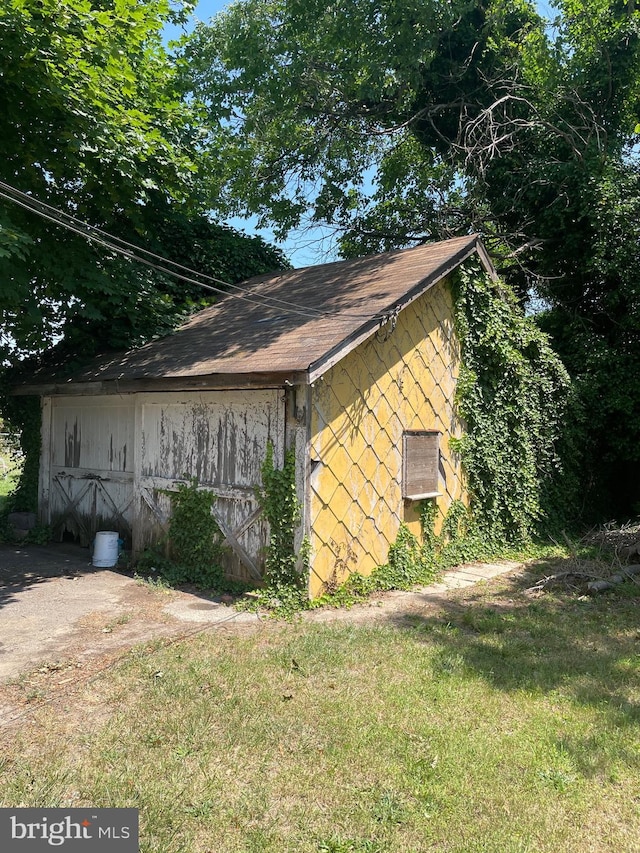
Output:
23,235,492,391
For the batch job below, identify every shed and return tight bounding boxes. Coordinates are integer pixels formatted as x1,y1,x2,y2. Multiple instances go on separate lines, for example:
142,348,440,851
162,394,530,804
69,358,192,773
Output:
17,234,497,597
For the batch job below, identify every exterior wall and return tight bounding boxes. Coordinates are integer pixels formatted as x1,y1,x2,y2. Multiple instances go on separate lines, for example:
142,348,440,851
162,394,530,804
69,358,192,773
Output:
135,390,285,581
285,384,311,561
308,275,464,598
41,389,285,581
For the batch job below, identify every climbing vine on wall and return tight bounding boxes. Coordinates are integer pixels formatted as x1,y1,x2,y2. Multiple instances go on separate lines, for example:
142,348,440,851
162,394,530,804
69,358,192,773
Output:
451,262,577,542
138,478,226,588
256,440,306,598
165,479,226,585
313,498,491,608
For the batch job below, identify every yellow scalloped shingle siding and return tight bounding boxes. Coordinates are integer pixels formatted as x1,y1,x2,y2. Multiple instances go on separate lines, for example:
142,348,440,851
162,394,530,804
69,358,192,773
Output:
308,275,464,598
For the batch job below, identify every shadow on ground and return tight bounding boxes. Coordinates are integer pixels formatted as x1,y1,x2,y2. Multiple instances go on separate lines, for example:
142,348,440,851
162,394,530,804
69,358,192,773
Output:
0,542,105,609
386,556,640,728
0,541,258,684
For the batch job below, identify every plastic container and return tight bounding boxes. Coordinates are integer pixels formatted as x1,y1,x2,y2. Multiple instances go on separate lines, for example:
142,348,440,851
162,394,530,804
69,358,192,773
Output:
92,531,120,567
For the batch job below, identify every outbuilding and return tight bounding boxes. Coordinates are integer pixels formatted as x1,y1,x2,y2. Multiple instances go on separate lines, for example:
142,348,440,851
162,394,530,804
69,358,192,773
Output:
18,234,497,597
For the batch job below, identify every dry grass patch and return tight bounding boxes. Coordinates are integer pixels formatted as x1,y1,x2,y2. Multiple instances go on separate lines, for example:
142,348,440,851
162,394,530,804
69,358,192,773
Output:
1,560,639,852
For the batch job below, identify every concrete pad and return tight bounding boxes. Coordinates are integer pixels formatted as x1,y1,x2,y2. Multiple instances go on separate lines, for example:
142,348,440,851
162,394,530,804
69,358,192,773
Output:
443,571,483,583
162,599,259,625
440,576,476,589
0,543,254,682
416,583,451,595
447,564,490,578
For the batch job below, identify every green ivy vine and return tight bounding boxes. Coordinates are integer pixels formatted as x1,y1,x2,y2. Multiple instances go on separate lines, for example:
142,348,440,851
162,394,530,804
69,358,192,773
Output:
312,499,496,609
252,440,308,613
451,261,577,542
137,478,226,589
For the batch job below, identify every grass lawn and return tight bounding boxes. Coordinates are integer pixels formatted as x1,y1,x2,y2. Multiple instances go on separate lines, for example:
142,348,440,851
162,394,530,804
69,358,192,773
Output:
0,437,20,513
1,561,639,852
0,474,18,514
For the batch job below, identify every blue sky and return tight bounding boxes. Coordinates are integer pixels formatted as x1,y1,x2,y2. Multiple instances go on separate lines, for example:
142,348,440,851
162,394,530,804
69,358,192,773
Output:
164,0,228,39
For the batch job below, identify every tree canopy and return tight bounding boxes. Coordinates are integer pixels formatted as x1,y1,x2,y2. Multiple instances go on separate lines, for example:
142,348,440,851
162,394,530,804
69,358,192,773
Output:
186,0,640,520
0,0,287,366
186,0,639,266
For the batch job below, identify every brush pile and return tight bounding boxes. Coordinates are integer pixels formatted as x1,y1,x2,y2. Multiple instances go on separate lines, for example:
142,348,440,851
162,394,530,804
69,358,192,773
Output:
526,521,640,595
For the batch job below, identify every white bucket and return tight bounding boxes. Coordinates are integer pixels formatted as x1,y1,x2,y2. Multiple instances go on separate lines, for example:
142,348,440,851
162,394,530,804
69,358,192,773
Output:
92,531,120,567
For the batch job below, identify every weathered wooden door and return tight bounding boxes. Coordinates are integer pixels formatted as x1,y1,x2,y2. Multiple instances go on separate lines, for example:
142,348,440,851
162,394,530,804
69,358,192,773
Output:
43,396,135,546
133,389,285,581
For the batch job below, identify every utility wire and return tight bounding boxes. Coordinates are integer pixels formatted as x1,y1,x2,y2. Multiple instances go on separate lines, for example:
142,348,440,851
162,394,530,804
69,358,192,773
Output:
0,179,331,319
0,182,325,320
0,180,391,323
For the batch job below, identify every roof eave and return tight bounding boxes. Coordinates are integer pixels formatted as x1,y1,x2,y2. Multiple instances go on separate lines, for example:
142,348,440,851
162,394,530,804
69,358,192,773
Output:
13,237,497,396
11,370,309,397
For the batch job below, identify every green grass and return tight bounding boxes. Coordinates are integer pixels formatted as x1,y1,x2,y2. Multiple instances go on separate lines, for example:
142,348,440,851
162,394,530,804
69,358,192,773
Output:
0,473,18,510
0,438,21,512
1,562,639,852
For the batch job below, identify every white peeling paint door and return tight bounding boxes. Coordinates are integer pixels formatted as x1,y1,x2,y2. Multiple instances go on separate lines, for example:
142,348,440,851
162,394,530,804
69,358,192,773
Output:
41,389,285,580
45,396,135,545
135,389,285,580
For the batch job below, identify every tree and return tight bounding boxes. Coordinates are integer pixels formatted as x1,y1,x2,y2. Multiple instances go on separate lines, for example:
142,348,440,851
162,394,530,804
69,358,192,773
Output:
0,0,288,365
184,0,542,241
186,0,640,520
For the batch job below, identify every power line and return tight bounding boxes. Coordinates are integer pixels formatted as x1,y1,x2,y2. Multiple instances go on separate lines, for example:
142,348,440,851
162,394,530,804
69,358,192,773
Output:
0,181,326,320
0,180,390,323
0,179,333,318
